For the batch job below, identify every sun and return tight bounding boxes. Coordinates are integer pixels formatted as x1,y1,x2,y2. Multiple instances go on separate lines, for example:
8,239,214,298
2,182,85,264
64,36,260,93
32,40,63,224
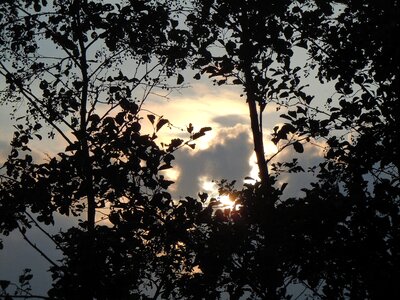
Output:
218,194,235,209
199,177,239,209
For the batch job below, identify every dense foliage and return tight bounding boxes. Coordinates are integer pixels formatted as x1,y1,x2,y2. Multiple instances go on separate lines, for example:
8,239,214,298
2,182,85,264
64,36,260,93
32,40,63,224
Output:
0,0,399,299
182,1,400,299
0,0,208,298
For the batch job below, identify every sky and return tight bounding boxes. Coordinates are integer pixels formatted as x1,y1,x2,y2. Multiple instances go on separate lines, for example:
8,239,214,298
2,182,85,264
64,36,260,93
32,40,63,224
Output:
0,3,337,297
0,50,338,294
0,74,329,296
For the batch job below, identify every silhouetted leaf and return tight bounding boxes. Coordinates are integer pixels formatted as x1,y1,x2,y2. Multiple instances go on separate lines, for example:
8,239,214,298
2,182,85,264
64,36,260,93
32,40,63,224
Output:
156,118,169,132
147,114,156,124
293,141,304,153
177,74,184,84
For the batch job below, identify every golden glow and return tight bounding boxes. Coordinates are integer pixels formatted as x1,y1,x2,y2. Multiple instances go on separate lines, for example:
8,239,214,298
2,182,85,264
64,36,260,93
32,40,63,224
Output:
265,141,278,156
245,152,260,184
217,194,236,209
200,176,217,193
197,130,216,150
199,177,238,209
244,141,278,185
162,167,180,192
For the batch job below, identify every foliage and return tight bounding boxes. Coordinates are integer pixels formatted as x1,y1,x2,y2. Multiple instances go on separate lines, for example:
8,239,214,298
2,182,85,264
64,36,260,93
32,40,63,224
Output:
0,0,399,299
187,0,308,191
285,1,400,298
178,0,400,299
0,0,208,299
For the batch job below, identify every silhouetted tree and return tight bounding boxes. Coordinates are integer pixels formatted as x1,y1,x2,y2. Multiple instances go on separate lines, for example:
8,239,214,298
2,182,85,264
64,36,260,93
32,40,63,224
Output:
1,0,399,299
0,0,209,299
178,1,400,299
182,1,316,298
188,0,307,195
283,1,400,298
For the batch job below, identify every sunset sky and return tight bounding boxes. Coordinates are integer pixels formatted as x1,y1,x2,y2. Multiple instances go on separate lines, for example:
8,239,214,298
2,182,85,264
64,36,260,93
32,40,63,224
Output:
1,0,396,298
0,5,337,293
0,72,331,294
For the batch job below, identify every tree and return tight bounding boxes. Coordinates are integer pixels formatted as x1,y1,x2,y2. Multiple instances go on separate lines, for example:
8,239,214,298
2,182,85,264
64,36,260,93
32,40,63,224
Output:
180,1,317,298
282,1,400,298
188,0,310,195
0,0,209,298
1,0,399,299
176,0,400,299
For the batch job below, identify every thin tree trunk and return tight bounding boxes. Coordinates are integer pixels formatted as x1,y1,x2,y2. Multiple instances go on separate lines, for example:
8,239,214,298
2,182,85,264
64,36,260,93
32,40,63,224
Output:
240,11,279,300
239,12,272,203
75,1,97,298
243,63,269,187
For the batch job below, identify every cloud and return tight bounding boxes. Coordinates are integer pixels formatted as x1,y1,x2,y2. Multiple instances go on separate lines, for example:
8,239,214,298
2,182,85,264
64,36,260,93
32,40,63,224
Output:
0,140,10,165
270,140,326,199
172,124,253,198
142,83,249,131
212,114,248,127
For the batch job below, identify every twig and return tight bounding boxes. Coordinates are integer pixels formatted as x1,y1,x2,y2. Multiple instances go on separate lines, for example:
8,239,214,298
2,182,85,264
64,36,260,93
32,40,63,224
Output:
17,223,59,269
24,211,63,251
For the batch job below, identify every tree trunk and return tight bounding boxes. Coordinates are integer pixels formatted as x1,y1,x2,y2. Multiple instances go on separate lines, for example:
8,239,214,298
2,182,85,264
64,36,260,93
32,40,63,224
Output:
239,12,272,205
75,1,97,298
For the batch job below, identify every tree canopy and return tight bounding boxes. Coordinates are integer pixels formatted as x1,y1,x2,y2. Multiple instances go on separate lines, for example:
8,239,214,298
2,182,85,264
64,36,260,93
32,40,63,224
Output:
1,0,399,299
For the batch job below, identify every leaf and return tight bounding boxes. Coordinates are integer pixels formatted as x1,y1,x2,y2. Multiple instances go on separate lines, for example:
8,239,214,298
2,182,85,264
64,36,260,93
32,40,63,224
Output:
288,110,297,118
232,79,241,84
160,179,174,189
0,280,10,290
280,114,293,121
280,182,288,192
156,118,169,132
168,138,183,150
217,79,226,85
24,274,33,281
192,132,205,140
110,86,120,93
33,123,42,130
200,126,212,133
177,74,184,85
193,73,201,80
280,91,289,98
284,26,293,39
147,114,156,124
88,114,100,124
39,80,48,90
281,124,296,134
159,163,172,171
293,141,304,153
187,123,193,133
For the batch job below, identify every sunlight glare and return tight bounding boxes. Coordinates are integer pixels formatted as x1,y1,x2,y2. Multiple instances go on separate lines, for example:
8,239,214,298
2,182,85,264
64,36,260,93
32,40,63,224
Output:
244,142,278,185
196,130,216,150
218,194,235,209
265,141,278,156
200,176,217,193
245,153,260,184
162,167,180,192
199,176,238,209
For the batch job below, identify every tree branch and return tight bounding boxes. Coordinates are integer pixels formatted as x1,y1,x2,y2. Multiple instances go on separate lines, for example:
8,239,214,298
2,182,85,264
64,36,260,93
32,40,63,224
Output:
17,223,59,269
24,212,63,252
0,63,75,145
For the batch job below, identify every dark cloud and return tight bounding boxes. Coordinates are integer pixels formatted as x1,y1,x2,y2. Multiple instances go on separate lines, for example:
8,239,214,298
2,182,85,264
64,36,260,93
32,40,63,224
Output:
172,126,253,198
212,114,248,127
171,124,326,201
